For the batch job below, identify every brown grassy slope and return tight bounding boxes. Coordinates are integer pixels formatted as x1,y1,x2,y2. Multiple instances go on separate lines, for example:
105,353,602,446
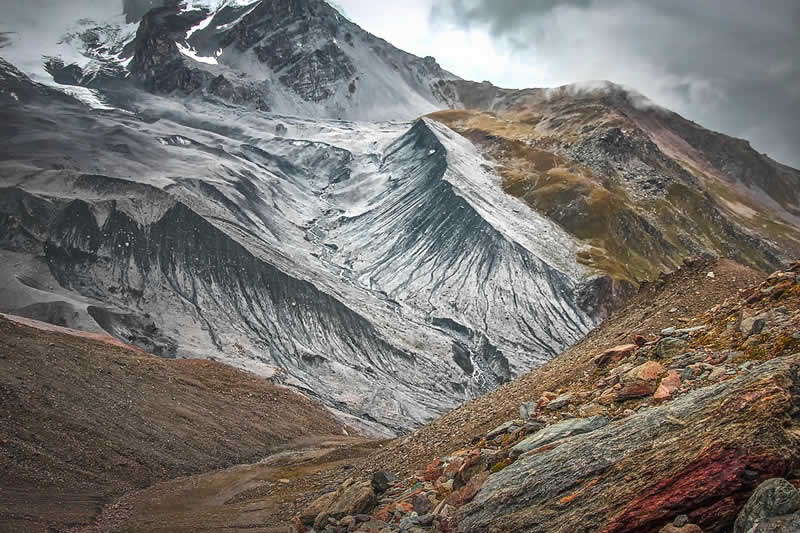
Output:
362,258,765,478
0,315,348,532
427,107,800,283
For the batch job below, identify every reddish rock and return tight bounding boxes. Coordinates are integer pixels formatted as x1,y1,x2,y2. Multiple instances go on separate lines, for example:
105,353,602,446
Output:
423,458,442,481
443,457,464,478
634,335,648,347
654,371,682,402
616,380,657,401
594,344,638,368
290,516,308,533
601,448,790,533
771,280,794,298
626,361,666,382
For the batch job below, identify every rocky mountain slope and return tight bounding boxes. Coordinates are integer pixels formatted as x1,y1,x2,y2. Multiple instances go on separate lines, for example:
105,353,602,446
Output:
291,259,800,533
0,59,595,436
48,0,458,120
0,313,352,533
431,81,800,283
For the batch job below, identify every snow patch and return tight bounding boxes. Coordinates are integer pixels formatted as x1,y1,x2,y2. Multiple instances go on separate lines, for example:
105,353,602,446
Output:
177,42,218,65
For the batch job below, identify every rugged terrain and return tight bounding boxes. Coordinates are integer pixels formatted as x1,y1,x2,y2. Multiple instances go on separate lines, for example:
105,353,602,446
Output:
431,81,800,282
0,57,595,436
2,1,799,437
290,259,800,532
0,314,352,532
2,3,800,530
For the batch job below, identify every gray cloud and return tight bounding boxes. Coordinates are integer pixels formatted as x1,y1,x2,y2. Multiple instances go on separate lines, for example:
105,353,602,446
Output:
433,0,800,168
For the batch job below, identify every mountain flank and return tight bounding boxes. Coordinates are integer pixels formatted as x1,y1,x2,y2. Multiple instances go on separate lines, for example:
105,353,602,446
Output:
0,314,352,533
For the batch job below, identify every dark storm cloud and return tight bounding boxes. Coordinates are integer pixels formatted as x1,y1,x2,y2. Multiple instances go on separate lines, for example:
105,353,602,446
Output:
433,0,800,168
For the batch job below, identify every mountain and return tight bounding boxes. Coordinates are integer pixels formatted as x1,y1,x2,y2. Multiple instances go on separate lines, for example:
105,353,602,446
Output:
51,0,457,120
432,80,800,282
1,0,798,439
0,59,594,437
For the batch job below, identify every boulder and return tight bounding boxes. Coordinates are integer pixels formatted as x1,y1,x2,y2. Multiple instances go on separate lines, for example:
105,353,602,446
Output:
459,355,800,533
312,481,375,528
733,478,800,533
741,313,769,338
546,393,574,411
625,361,666,382
654,370,682,402
657,337,688,359
594,344,638,367
300,491,337,525
486,420,519,440
371,471,394,494
615,380,657,401
520,401,537,420
510,416,608,458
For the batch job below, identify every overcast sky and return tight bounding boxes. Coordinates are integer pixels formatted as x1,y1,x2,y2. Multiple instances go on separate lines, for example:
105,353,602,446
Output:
2,0,797,167
336,0,800,168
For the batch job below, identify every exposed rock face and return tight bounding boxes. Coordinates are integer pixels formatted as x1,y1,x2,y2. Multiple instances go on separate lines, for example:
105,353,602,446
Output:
733,478,800,533
458,354,800,532
118,0,459,119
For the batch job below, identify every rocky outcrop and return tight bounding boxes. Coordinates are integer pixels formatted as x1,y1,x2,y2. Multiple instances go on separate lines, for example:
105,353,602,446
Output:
293,261,800,532
459,353,800,532
734,478,800,533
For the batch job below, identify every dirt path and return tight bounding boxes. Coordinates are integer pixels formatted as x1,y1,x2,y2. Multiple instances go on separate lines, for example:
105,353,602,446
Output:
78,437,384,533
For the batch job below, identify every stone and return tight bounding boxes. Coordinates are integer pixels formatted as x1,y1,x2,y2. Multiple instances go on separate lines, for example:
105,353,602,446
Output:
659,524,703,533
616,380,657,401
672,326,707,336
458,470,490,505
734,478,800,533
625,361,666,382
486,420,519,440
674,514,689,527
741,313,769,338
300,490,337,525
634,335,648,346
371,471,394,494
707,271,716,278
454,453,488,489
510,416,608,458
546,393,574,411
654,370,682,402
657,337,688,359
313,481,375,528
520,401,537,420
459,356,800,533
670,352,702,369
708,366,727,381
412,493,433,515
594,344,638,367
578,403,607,417
423,458,442,482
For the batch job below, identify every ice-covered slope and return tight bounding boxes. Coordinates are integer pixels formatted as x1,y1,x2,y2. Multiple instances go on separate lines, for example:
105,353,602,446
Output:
0,63,593,435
